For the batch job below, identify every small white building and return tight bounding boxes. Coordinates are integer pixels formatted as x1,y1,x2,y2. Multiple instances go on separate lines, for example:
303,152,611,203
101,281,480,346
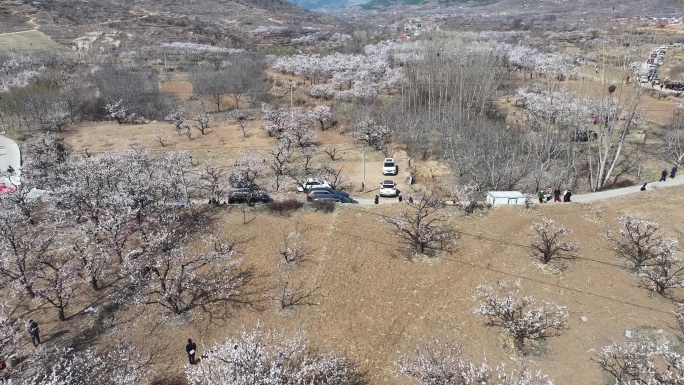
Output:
486,191,526,206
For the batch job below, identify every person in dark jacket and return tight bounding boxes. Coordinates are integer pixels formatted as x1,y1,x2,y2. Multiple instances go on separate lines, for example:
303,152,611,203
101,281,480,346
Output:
553,188,561,202
27,320,40,347
374,195,379,205
641,183,647,191
186,338,197,365
671,164,679,179
563,190,572,202
661,168,669,182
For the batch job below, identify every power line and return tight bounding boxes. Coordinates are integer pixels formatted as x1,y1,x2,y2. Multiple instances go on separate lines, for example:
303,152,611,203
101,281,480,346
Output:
252,203,676,316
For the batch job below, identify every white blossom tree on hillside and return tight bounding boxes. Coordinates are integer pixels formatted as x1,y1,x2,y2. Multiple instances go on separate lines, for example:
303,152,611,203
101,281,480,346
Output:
638,247,684,296
23,344,148,385
0,194,57,298
592,339,684,384
309,105,333,130
530,219,579,264
0,307,22,359
229,152,267,189
397,339,554,385
473,280,568,353
127,210,256,315
606,214,678,270
351,118,390,152
186,326,367,385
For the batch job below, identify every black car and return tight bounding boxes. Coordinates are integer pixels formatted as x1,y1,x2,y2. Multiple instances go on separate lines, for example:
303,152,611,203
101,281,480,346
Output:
306,187,350,198
308,194,358,204
227,188,271,204
571,130,598,142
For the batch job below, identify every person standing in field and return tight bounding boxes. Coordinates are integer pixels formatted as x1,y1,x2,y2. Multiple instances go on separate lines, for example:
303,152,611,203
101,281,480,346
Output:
186,338,197,365
27,320,40,347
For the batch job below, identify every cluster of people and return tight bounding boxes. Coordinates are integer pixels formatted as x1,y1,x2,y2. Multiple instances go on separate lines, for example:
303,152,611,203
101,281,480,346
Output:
538,187,572,203
660,165,678,181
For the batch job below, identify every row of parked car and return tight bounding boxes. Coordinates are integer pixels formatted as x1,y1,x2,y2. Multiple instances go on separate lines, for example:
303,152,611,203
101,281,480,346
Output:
226,183,359,205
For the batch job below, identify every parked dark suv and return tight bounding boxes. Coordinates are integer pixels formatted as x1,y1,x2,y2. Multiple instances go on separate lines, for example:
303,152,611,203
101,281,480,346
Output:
227,188,271,204
306,187,350,198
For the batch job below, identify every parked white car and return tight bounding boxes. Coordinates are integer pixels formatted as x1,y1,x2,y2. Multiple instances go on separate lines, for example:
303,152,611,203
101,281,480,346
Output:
382,158,398,175
296,178,331,192
379,180,398,197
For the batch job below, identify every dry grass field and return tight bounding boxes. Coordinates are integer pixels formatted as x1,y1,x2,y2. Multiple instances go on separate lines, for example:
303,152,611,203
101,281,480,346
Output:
0,30,73,57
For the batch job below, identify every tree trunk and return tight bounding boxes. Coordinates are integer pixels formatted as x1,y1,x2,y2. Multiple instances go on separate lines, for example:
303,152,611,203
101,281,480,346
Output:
58,308,65,322
90,276,99,291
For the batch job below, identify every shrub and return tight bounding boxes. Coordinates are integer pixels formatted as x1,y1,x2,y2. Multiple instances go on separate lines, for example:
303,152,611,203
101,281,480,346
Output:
599,179,635,190
310,200,336,213
268,198,304,214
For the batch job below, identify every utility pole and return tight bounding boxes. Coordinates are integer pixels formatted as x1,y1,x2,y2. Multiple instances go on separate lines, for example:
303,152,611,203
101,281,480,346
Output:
289,81,294,124
362,145,366,193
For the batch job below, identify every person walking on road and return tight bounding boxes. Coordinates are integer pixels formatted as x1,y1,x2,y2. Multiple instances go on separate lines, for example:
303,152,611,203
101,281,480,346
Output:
27,320,40,347
186,338,197,365
661,168,669,182
641,183,647,191
553,188,561,202
374,195,379,205
671,164,679,179
563,190,572,202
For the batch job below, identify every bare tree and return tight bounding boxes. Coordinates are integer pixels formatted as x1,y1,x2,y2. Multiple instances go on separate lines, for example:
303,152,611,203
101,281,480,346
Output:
279,222,309,265
237,116,249,138
397,339,554,385
606,214,677,270
530,219,578,264
324,145,339,161
318,163,352,191
473,280,568,352
152,132,169,147
189,66,230,112
272,268,320,310
589,85,645,190
383,193,457,256
199,164,228,201
265,140,296,191
663,109,684,164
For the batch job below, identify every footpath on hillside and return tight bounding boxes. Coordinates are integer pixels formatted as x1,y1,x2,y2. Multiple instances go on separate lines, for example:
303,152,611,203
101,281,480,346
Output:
356,174,684,206
571,174,684,203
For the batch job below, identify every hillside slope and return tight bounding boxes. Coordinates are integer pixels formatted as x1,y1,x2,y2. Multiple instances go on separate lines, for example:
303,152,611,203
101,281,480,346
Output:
358,0,684,14
1,0,342,48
